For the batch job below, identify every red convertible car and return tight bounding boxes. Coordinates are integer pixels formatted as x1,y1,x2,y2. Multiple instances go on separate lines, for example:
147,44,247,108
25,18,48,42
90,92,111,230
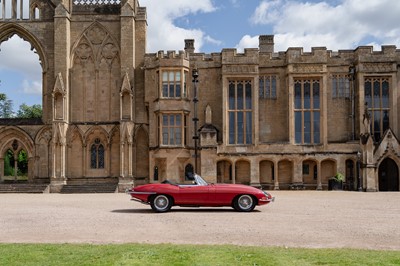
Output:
126,174,274,212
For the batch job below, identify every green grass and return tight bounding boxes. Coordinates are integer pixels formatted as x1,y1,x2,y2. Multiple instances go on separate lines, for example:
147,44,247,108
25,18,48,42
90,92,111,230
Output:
0,243,399,266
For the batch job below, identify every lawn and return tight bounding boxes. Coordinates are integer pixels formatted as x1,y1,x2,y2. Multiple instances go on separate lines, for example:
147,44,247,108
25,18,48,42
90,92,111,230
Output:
0,243,399,266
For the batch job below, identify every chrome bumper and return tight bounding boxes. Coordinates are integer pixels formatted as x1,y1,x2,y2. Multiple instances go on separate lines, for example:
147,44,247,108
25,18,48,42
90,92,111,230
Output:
260,197,275,203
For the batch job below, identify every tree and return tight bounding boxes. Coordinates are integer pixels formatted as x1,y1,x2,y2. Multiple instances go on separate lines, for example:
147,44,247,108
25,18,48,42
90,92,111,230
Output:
4,149,15,176
0,93,14,118
16,103,42,118
17,150,28,176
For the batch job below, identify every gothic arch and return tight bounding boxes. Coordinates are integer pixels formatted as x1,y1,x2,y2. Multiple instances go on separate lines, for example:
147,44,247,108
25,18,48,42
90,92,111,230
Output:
133,124,148,139
66,125,84,146
35,126,52,143
0,127,34,158
109,125,121,142
34,126,52,179
84,126,109,145
0,23,48,72
70,21,121,122
378,157,399,191
30,2,41,19
70,21,120,67
65,126,84,178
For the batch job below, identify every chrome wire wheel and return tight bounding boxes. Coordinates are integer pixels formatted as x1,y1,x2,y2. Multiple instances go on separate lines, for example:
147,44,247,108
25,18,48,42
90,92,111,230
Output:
234,194,256,212
151,194,172,212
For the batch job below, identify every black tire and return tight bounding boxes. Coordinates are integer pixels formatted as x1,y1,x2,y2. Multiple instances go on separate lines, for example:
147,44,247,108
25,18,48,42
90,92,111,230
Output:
150,194,172,213
233,194,256,212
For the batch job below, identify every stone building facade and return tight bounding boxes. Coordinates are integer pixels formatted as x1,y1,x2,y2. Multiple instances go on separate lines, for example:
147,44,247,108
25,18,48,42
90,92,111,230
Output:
0,0,399,192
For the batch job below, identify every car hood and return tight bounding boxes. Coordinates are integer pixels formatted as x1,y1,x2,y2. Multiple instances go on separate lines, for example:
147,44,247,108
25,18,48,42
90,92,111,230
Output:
211,183,263,192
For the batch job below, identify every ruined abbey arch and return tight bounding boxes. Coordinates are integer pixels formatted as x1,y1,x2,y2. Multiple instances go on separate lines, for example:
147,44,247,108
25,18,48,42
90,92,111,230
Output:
0,23,52,121
0,0,148,191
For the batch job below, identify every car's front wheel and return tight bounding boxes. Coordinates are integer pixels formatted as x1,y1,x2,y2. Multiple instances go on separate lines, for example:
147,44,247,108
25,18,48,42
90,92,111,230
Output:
233,194,256,212
150,194,172,212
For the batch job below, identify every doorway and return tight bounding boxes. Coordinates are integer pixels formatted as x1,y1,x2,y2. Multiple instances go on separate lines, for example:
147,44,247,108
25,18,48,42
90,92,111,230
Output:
378,158,399,191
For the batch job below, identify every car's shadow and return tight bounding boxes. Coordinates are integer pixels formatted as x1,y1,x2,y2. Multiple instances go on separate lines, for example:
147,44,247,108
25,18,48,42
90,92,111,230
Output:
112,208,261,214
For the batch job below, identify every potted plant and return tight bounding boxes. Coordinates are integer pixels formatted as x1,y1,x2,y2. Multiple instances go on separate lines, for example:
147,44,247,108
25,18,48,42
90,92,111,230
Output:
329,173,344,190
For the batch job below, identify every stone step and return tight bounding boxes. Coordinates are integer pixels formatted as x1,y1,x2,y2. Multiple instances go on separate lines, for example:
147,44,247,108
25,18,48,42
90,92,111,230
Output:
60,184,118,193
0,184,49,193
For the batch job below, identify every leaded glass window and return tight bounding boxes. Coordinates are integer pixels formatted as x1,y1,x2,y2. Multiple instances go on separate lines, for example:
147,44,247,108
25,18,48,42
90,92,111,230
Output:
259,75,277,99
228,80,253,145
294,79,321,144
161,113,185,146
161,70,188,98
332,75,350,98
90,138,105,169
364,77,390,141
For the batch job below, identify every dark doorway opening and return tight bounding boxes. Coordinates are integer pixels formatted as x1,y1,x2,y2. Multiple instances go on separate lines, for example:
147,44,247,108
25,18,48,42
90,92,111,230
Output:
378,158,399,191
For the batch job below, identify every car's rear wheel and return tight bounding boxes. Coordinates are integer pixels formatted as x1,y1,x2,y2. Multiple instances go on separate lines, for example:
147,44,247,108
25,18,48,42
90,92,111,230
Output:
150,194,172,213
233,194,256,212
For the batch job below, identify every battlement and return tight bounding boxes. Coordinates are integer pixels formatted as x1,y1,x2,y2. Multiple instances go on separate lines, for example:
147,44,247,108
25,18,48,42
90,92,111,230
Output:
144,42,400,69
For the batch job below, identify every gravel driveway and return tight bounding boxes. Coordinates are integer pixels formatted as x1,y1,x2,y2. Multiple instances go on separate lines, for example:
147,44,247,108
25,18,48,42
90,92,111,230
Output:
1,191,399,250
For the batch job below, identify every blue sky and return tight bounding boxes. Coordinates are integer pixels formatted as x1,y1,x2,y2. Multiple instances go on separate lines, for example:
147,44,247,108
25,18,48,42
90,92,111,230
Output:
1,0,400,112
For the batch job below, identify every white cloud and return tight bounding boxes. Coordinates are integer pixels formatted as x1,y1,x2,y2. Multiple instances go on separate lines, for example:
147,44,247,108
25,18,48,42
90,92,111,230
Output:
235,35,259,52
22,79,42,95
250,0,281,25
140,0,216,52
246,0,400,52
204,35,222,46
0,35,41,80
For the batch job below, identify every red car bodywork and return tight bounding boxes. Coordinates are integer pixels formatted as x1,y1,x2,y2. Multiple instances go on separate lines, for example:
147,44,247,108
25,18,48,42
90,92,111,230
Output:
126,174,274,212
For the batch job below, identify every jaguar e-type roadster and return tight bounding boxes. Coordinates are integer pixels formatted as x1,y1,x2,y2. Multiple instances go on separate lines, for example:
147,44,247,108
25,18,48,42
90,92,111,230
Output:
126,174,274,212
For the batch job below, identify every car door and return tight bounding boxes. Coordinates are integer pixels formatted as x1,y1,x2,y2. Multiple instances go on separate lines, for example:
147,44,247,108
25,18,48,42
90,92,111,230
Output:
208,184,234,205
176,185,210,205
